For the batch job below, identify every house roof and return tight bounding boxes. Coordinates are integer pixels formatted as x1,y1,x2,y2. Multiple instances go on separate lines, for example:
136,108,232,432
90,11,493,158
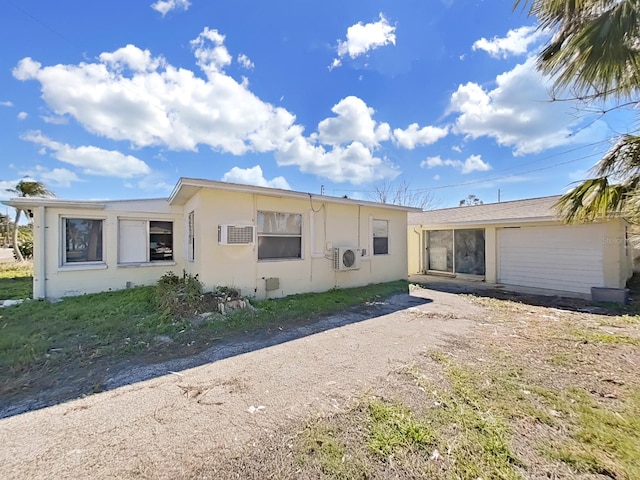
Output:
2,198,108,210
168,177,422,212
409,195,564,227
2,178,422,213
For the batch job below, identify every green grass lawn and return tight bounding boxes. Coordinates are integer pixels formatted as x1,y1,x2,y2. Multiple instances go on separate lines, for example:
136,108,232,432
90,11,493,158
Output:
0,262,33,300
0,276,408,401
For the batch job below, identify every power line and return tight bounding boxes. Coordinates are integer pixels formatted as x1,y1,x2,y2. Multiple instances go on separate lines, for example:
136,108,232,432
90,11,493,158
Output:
330,140,612,196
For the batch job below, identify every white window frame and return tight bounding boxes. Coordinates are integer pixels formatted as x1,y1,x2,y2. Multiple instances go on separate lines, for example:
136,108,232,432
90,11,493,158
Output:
61,217,106,267
118,218,175,265
373,219,389,256
257,211,303,261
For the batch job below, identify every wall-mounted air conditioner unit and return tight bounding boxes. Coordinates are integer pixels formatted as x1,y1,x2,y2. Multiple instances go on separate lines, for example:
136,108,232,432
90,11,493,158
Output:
333,247,362,271
218,224,255,245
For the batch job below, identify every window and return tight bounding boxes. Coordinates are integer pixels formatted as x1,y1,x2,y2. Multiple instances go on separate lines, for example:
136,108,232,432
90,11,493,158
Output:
428,230,453,273
63,218,104,264
119,220,173,264
373,219,389,255
257,211,302,260
427,229,485,275
454,229,485,275
188,211,195,262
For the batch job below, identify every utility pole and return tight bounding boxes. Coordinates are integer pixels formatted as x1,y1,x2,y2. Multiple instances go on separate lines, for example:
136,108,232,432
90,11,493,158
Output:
498,189,501,202
320,185,325,195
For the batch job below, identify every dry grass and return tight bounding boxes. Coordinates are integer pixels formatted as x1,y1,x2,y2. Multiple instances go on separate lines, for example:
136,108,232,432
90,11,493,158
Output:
192,292,640,479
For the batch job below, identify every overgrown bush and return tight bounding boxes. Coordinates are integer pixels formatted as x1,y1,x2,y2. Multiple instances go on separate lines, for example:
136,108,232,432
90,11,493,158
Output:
156,270,205,318
17,226,33,259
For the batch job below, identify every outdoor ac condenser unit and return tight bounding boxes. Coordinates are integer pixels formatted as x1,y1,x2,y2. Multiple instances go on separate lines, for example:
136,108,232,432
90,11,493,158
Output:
333,247,362,271
218,224,255,245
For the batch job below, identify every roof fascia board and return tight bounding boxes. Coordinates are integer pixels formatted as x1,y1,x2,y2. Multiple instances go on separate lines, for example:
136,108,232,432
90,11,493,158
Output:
409,216,560,228
170,177,421,212
2,199,106,210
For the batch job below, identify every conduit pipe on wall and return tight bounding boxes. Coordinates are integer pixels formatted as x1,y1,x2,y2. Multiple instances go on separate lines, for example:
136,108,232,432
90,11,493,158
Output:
36,205,46,299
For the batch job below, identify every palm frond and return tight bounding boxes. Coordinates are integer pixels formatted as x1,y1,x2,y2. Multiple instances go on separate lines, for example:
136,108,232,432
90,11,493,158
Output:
6,180,55,199
515,0,640,99
556,177,638,223
593,134,640,177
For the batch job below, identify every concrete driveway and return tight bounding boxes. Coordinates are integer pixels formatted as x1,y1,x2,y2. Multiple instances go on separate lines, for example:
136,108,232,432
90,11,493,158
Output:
0,287,481,479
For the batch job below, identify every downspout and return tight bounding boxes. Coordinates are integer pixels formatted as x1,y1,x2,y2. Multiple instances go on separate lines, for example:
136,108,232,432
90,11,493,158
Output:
35,205,46,299
413,227,422,274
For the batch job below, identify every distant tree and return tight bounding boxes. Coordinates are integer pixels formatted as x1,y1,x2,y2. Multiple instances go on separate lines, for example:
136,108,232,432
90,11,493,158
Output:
17,225,34,259
370,179,441,210
459,194,483,207
5,180,54,261
0,213,12,247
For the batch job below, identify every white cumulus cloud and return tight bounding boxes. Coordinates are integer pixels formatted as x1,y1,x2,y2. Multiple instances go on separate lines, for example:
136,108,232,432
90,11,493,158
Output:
421,154,491,174
448,57,604,155
393,123,449,149
316,96,390,147
1,101,14,107
472,26,546,59
13,29,406,186
151,0,190,16
276,137,398,185
21,165,82,188
331,13,396,69
21,131,151,178
237,54,254,70
222,165,290,190
12,33,300,156
17,111,28,120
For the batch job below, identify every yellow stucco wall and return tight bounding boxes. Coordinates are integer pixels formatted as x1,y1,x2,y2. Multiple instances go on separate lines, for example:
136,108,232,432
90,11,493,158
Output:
34,191,409,299
35,199,185,299
184,189,408,298
407,218,633,293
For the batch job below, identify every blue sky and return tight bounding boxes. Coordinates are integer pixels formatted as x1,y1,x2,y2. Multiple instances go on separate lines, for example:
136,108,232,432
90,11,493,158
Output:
0,0,629,209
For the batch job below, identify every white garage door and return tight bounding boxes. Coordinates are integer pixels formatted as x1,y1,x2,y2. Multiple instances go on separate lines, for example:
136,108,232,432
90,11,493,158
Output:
498,225,604,294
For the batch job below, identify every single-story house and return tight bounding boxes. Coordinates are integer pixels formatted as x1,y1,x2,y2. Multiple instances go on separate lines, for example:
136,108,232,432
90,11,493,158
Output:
408,195,633,296
3,178,419,300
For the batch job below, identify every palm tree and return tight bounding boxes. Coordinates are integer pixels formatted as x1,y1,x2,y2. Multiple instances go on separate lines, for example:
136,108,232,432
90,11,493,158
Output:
6,180,54,261
515,0,640,222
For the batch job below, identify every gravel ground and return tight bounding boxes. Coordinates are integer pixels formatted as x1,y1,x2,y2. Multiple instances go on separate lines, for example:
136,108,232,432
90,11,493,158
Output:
0,288,479,479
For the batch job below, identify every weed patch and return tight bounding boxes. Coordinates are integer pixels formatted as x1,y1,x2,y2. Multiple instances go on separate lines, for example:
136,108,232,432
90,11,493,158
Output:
543,388,640,479
366,400,435,456
572,328,640,346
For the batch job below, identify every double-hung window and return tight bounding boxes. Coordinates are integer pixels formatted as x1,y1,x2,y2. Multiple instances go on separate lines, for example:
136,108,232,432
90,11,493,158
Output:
257,211,302,260
119,220,173,264
373,219,389,255
63,218,104,265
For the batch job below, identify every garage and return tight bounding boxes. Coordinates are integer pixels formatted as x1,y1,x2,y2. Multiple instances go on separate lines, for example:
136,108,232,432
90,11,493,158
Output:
408,195,632,297
497,225,605,294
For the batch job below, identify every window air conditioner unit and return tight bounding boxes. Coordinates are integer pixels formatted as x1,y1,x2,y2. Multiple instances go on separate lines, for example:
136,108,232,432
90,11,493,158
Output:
333,247,362,271
218,224,255,245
